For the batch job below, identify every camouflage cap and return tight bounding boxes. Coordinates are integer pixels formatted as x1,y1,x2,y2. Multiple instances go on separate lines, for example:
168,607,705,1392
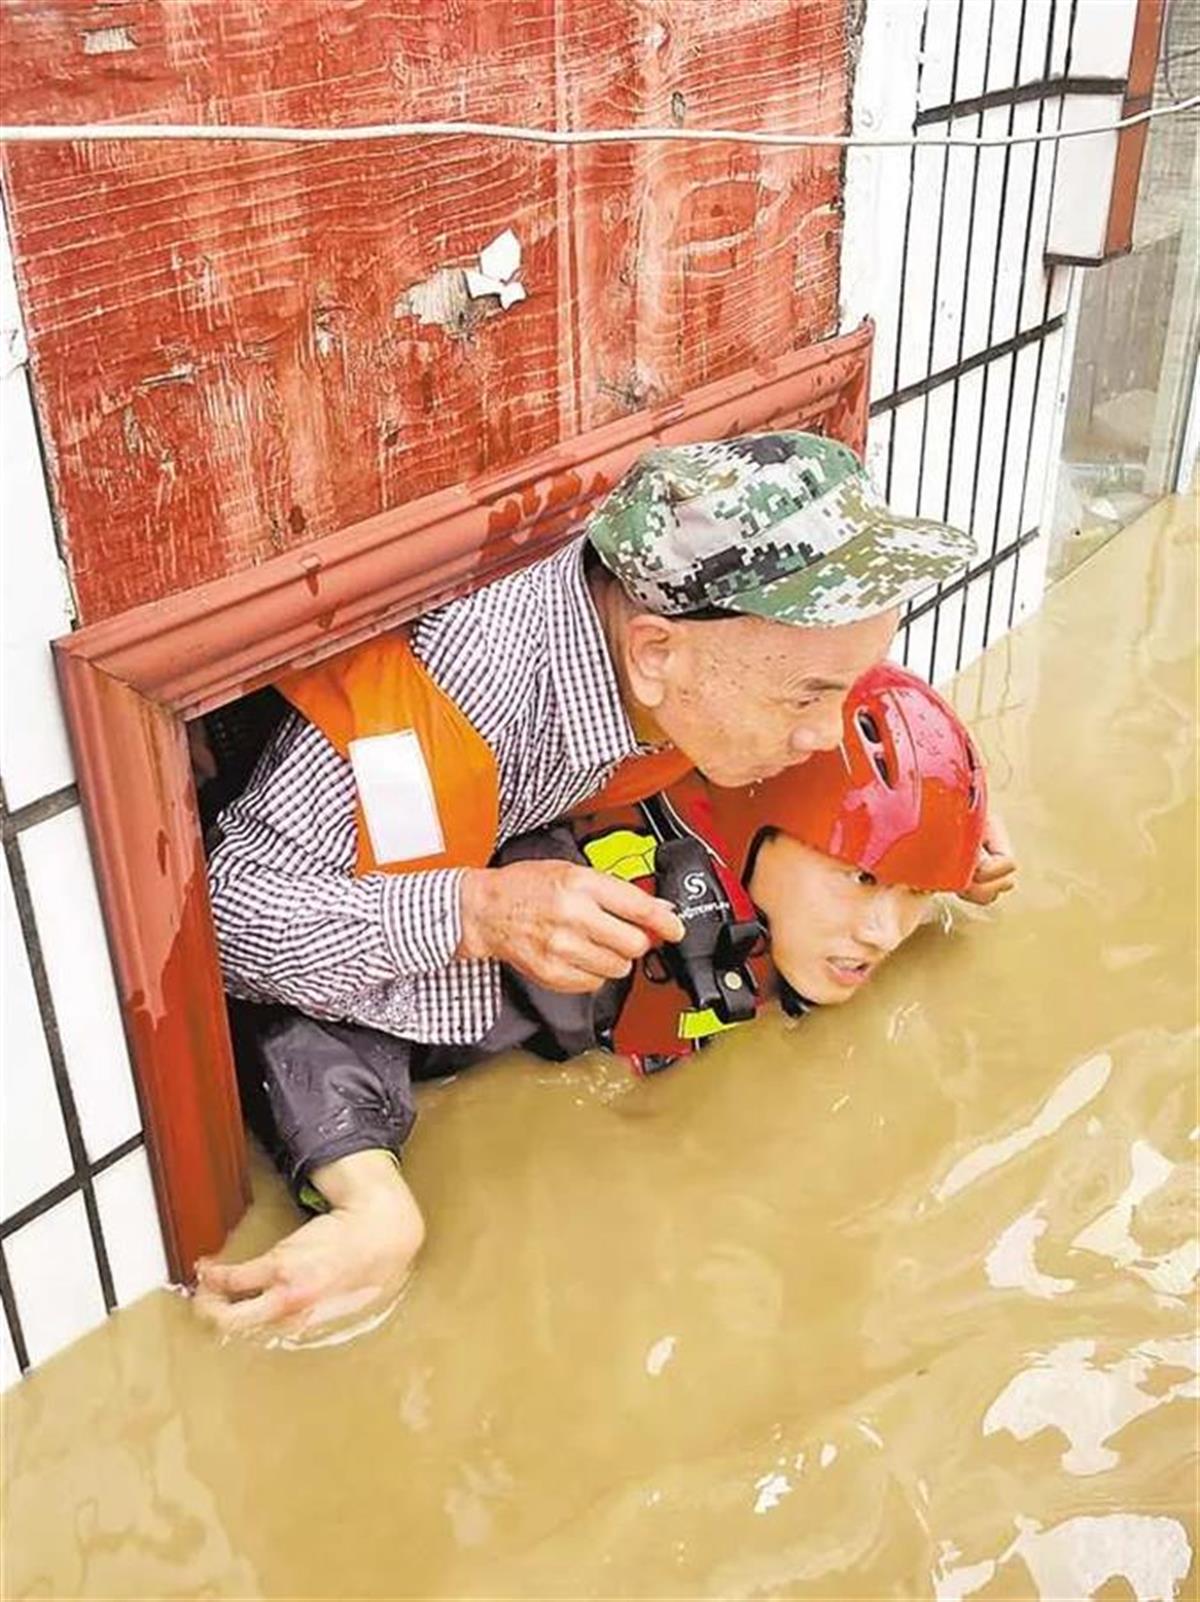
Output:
585,431,976,626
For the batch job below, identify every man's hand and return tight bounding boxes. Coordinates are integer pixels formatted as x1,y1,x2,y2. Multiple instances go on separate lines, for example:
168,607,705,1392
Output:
959,810,1018,906
193,1150,424,1340
457,859,685,992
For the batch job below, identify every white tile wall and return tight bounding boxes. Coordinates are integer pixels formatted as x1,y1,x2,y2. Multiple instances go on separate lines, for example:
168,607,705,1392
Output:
0,204,75,813
0,852,73,1217
19,809,141,1162
5,1194,107,1368
94,1149,168,1306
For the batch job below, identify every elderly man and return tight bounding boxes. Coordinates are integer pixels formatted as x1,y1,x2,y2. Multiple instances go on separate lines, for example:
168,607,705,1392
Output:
199,431,993,1336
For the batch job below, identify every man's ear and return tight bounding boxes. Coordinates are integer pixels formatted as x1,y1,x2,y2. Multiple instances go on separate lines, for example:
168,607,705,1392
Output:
623,613,680,709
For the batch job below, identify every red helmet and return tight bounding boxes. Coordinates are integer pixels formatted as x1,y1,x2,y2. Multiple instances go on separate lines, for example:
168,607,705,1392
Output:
710,664,987,892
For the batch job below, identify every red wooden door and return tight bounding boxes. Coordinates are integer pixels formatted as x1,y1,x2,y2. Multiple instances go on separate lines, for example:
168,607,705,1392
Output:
1,0,847,622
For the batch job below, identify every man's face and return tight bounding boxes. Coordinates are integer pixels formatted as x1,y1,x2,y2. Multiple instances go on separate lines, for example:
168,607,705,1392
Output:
747,832,932,1006
628,609,898,788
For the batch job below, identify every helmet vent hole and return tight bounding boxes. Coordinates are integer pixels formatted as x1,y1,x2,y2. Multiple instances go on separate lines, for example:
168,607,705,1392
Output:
854,708,893,787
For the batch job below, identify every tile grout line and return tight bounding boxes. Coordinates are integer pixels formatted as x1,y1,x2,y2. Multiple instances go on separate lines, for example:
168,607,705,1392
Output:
0,783,80,840
0,1133,146,1243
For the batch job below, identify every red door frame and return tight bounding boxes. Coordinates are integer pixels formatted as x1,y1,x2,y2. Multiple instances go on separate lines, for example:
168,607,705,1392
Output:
53,322,873,1280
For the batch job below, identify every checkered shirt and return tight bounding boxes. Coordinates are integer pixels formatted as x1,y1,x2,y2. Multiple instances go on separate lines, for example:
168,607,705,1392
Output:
206,539,646,1044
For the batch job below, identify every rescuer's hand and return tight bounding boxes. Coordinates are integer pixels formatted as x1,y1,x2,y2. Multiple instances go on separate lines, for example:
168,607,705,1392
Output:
457,859,685,992
959,809,1018,906
192,1150,424,1340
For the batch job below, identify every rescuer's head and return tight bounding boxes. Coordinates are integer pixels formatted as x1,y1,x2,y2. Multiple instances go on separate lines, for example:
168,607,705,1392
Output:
709,663,988,1006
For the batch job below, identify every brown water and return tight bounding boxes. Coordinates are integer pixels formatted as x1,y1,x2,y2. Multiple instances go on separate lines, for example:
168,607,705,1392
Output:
3,499,1197,1601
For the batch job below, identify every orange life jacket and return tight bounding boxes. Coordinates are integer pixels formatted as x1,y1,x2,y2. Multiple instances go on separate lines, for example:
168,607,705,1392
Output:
572,772,772,1064
277,630,693,877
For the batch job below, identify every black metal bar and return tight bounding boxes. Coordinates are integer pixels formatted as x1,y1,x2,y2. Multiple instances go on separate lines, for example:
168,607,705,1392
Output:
908,525,1042,627
0,784,80,840
915,72,1126,125
0,784,118,1315
0,1244,30,1375
869,313,1066,417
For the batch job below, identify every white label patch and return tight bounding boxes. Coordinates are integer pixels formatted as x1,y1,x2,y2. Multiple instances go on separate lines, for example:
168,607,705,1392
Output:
348,731,446,864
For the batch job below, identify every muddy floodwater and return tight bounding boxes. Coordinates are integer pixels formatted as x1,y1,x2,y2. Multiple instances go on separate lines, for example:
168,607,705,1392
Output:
3,499,1197,1600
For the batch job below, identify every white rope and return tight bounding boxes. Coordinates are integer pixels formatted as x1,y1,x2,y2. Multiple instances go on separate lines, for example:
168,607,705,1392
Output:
0,95,1196,150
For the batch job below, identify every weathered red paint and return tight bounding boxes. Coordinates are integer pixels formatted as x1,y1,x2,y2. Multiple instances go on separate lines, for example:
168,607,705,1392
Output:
52,327,873,1276
1,0,847,624
52,654,249,1279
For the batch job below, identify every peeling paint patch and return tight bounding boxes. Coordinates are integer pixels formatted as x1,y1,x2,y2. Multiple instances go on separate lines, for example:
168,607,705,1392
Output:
82,26,137,55
313,306,340,359
121,405,145,456
598,366,658,413
395,268,492,340
465,230,526,308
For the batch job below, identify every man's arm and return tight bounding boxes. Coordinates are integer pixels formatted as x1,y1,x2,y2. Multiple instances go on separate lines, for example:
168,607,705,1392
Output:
209,714,683,1026
194,1150,425,1339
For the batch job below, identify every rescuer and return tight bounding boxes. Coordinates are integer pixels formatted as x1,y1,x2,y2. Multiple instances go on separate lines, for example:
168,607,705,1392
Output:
199,433,1013,1337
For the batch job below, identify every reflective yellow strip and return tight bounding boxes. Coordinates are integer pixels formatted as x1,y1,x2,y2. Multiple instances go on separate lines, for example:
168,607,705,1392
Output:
677,1007,741,1042
582,828,658,882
